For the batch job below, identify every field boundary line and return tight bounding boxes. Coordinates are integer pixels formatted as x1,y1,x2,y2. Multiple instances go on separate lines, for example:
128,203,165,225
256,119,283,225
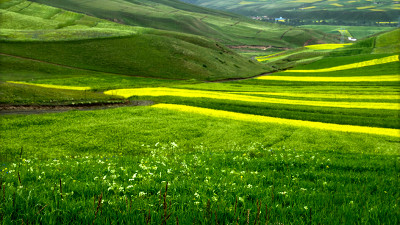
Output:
152,104,400,138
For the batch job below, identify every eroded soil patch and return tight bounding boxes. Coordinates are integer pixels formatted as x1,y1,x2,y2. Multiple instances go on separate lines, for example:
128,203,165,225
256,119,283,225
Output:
0,100,154,115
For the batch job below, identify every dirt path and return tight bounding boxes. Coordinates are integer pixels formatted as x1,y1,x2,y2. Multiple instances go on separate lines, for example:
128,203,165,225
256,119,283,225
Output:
0,100,154,115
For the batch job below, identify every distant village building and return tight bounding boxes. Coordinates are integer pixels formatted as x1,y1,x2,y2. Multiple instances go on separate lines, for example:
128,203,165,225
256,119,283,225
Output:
275,17,286,22
251,16,269,21
348,37,357,41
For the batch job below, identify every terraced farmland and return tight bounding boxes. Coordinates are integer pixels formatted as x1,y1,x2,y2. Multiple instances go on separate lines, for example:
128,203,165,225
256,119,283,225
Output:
2,41,399,223
0,0,399,224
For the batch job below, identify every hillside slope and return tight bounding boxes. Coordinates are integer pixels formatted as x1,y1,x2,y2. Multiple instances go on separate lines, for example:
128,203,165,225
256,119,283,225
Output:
28,0,339,47
0,0,268,81
182,0,400,24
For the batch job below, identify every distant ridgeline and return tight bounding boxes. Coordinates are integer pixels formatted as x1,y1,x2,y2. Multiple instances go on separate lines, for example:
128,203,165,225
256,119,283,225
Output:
181,0,400,25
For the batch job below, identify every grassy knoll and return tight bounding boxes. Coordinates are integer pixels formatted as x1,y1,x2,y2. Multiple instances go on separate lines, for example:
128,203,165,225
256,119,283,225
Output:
28,0,339,47
0,34,267,81
1,106,399,224
0,0,271,81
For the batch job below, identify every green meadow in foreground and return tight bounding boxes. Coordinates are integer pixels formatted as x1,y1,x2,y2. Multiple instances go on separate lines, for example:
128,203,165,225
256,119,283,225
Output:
1,106,399,224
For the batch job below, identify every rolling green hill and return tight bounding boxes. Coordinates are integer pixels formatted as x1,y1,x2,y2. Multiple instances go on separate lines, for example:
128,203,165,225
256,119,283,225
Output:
181,0,400,24
27,0,339,47
0,0,272,81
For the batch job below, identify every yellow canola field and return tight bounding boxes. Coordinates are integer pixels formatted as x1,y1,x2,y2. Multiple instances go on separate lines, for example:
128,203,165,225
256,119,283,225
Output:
255,52,281,61
7,81,91,91
104,87,399,110
229,92,400,100
152,104,400,138
357,6,375,10
285,55,399,72
305,43,351,50
255,75,399,82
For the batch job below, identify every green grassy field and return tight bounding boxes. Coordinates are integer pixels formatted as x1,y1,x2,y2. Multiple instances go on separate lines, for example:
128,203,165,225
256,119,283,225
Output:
1,0,399,224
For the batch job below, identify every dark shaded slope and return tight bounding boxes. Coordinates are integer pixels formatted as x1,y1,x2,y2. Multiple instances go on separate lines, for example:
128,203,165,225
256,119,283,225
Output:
0,32,268,81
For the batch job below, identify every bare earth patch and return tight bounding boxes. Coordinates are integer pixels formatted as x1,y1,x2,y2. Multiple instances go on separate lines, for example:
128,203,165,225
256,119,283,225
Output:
0,100,154,115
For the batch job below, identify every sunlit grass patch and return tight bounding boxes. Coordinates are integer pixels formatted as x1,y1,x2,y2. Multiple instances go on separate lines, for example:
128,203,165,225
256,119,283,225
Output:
105,87,400,110
152,104,400,137
285,55,399,72
255,75,399,82
305,43,351,50
330,3,343,7
7,81,91,91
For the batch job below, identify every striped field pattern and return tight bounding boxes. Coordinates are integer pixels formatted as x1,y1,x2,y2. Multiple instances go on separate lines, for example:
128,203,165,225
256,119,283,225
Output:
152,104,400,137
104,87,399,110
285,55,399,72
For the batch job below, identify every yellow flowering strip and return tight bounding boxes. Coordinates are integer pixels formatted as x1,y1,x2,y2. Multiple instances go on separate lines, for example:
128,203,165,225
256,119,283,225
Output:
256,55,282,62
357,6,375,10
152,104,400,138
255,52,281,60
285,55,399,72
7,81,91,91
305,43,351,50
330,3,343,6
300,6,317,9
256,75,399,82
104,87,399,110
229,92,400,100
